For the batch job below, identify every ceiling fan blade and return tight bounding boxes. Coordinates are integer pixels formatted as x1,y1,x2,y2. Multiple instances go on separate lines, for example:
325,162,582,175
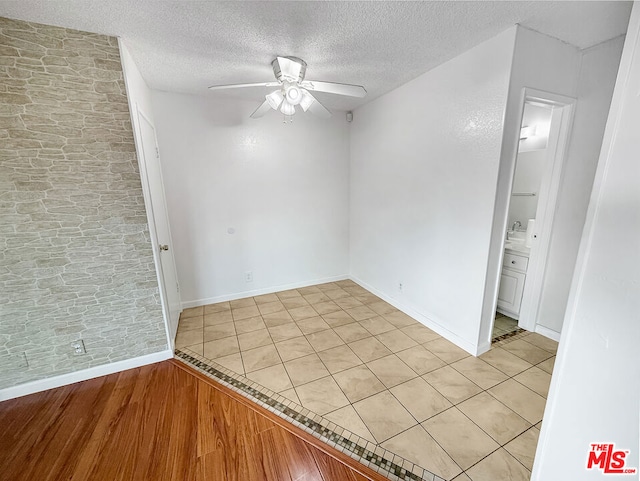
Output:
301,80,366,98
275,57,302,81
250,99,272,119
307,97,332,119
209,81,280,91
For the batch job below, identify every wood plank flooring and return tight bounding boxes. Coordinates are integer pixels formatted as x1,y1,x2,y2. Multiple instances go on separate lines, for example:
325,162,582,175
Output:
0,360,385,481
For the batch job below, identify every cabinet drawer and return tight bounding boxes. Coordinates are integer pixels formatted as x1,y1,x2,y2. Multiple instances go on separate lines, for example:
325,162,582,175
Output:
503,253,528,272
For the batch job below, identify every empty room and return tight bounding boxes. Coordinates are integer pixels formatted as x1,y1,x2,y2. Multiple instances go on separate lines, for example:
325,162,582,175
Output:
1,1,638,481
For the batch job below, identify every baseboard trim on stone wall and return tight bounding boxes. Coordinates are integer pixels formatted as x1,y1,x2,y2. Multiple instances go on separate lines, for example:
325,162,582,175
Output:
180,275,349,309
0,350,173,402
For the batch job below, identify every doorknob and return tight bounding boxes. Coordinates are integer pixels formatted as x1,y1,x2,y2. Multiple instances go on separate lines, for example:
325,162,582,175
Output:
159,244,169,251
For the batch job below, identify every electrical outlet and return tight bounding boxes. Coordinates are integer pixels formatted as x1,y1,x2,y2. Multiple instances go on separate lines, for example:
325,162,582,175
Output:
398,282,403,293
71,340,86,355
245,271,253,283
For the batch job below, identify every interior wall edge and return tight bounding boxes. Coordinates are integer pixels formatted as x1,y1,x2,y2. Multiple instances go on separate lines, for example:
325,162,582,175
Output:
349,276,479,356
349,26,517,357
118,38,175,350
475,26,521,351
532,5,640,478
534,34,626,334
479,25,582,347
0,349,173,402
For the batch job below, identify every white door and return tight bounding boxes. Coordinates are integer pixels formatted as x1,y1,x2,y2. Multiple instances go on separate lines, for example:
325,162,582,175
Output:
135,108,181,345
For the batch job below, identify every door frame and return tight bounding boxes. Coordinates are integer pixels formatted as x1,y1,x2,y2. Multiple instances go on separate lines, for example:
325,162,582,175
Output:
490,88,576,341
130,103,181,349
517,90,575,336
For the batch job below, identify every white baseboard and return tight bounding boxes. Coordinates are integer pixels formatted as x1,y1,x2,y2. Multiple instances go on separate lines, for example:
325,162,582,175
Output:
534,324,561,342
181,274,349,309
475,340,492,356
349,276,479,356
0,349,173,402
180,273,482,355
496,307,519,321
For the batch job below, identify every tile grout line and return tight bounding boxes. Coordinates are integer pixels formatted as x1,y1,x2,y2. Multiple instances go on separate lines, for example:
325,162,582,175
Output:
182,323,540,430
176,285,556,481
185,326,542,409
175,347,441,481
499,424,543,471
404,335,547,475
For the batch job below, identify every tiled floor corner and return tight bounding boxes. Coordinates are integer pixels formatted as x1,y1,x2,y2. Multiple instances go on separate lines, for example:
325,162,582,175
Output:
491,313,524,344
175,280,557,481
492,313,519,337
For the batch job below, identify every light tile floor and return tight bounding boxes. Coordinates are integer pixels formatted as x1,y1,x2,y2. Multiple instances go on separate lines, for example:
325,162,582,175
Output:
492,313,520,339
175,280,557,481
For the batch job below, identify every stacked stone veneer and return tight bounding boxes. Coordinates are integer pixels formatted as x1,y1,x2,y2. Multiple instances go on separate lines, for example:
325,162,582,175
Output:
0,17,167,389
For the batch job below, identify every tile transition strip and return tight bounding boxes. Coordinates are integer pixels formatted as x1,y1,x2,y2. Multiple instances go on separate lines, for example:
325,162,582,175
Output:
175,348,444,481
492,327,526,344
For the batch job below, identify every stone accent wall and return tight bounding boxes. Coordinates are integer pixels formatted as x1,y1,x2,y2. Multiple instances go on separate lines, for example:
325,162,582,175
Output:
0,17,167,389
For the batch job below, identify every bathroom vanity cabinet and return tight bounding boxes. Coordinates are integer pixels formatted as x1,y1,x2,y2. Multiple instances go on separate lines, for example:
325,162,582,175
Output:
497,250,529,319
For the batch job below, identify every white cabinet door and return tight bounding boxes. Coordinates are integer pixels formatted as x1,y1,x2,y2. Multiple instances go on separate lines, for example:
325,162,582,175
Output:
497,268,526,317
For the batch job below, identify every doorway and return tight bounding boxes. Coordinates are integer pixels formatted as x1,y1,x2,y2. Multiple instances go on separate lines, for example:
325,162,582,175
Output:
491,89,575,343
132,106,182,346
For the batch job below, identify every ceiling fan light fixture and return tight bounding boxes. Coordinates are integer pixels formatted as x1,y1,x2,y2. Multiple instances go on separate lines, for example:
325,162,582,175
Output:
272,56,307,83
209,56,366,120
300,90,315,112
280,100,295,116
285,84,303,105
266,90,284,110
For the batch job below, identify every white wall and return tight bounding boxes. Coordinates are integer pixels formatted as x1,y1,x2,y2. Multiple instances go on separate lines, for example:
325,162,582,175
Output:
479,27,582,349
349,28,516,353
534,5,639,478
536,36,625,334
119,42,154,120
151,91,350,305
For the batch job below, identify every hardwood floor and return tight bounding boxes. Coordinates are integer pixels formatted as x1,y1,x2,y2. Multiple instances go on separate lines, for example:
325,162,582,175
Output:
0,360,386,481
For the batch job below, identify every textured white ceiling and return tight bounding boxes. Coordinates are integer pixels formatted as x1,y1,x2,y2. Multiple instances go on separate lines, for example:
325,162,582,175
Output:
0,1,632,111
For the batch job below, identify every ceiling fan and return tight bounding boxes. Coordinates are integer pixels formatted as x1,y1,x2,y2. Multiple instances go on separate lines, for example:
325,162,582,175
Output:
208,56,367,120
